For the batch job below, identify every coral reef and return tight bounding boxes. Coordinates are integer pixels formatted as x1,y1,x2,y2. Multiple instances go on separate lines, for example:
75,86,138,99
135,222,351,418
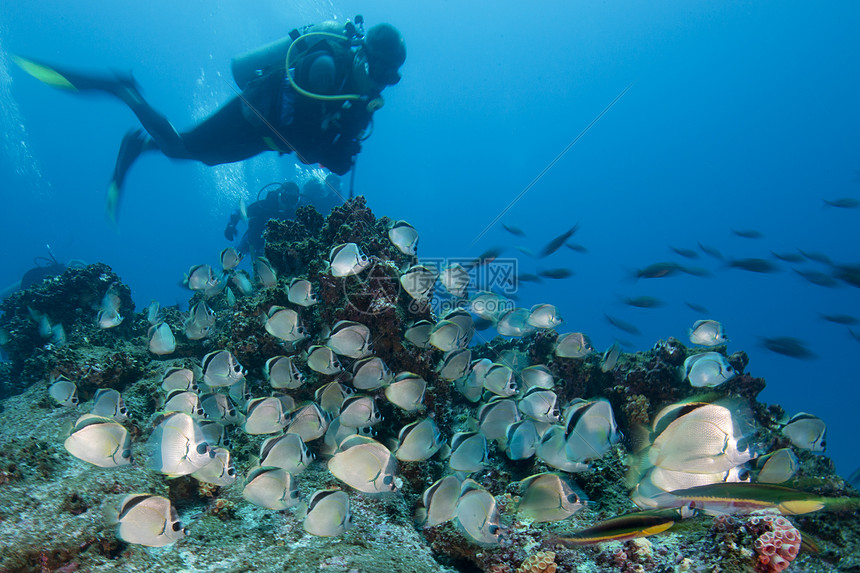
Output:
0,198,858,573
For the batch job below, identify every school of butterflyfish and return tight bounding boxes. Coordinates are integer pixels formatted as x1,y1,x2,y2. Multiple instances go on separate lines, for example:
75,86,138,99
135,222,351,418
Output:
48,220,846,548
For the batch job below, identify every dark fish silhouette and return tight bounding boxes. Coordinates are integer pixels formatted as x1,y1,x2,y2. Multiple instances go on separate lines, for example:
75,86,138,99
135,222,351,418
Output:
798,250,832,265
698,242,724,260
794,268,838,287
635,262,683,279
679,266,712,278
685,301,709,314
604,314,641,336
538,268,575,279
502,224,526,237
770,251,805,263
517,273,543,283
731,229,764,239
758,336,816,359
819,313,858,325
538,224,580,258
849,329,860,344
822,198,860,208
464,247,505,270
565,243,588,254
832,264,860,288
727,258,780,273
669,246,699,259
619,295,664,309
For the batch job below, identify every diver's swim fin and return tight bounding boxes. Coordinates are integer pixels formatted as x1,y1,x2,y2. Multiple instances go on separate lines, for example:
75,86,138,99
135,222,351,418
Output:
107,129,151,223
12,55,138,97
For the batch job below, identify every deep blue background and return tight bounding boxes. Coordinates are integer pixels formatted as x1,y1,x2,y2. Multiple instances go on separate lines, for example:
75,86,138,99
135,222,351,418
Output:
1,1,858,474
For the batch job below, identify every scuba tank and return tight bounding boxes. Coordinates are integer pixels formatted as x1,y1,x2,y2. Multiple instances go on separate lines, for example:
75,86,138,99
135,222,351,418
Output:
230,16,365,91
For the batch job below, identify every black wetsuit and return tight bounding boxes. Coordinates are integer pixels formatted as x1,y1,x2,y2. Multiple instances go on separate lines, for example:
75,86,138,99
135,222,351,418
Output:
115,33,378,185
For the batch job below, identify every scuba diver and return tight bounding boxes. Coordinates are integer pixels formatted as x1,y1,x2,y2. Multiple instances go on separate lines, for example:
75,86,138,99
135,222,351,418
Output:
225,182,301,256
0,246,87,301
300,173,345,216
13,16,406,221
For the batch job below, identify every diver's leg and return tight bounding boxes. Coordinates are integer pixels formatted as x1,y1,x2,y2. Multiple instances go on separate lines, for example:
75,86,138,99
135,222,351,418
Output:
178,97,271,165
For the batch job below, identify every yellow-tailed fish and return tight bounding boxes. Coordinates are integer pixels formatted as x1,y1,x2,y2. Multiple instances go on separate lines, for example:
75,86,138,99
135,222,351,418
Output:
303,489,353,536
242,466,300,510
198,421,229,448
329,243,370,277
64,415,131,468
327,435,399,494
556,508,685,546
384,372,426,412
321,417,375,456
649,483,848,516
231,271,254,295
107,494,185,547
185,264,221,294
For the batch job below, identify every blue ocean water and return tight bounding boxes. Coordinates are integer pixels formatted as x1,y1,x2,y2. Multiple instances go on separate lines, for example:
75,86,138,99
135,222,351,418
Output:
1,0,858,476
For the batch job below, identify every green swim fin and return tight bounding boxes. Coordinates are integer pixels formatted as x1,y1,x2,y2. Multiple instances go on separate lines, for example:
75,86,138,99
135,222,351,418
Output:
12,55,137,96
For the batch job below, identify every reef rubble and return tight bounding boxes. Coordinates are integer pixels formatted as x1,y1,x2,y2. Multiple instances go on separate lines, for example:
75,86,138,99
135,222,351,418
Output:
0,198,857,573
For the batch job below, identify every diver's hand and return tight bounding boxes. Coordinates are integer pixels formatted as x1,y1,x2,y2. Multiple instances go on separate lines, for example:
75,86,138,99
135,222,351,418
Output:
224,225,237,241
